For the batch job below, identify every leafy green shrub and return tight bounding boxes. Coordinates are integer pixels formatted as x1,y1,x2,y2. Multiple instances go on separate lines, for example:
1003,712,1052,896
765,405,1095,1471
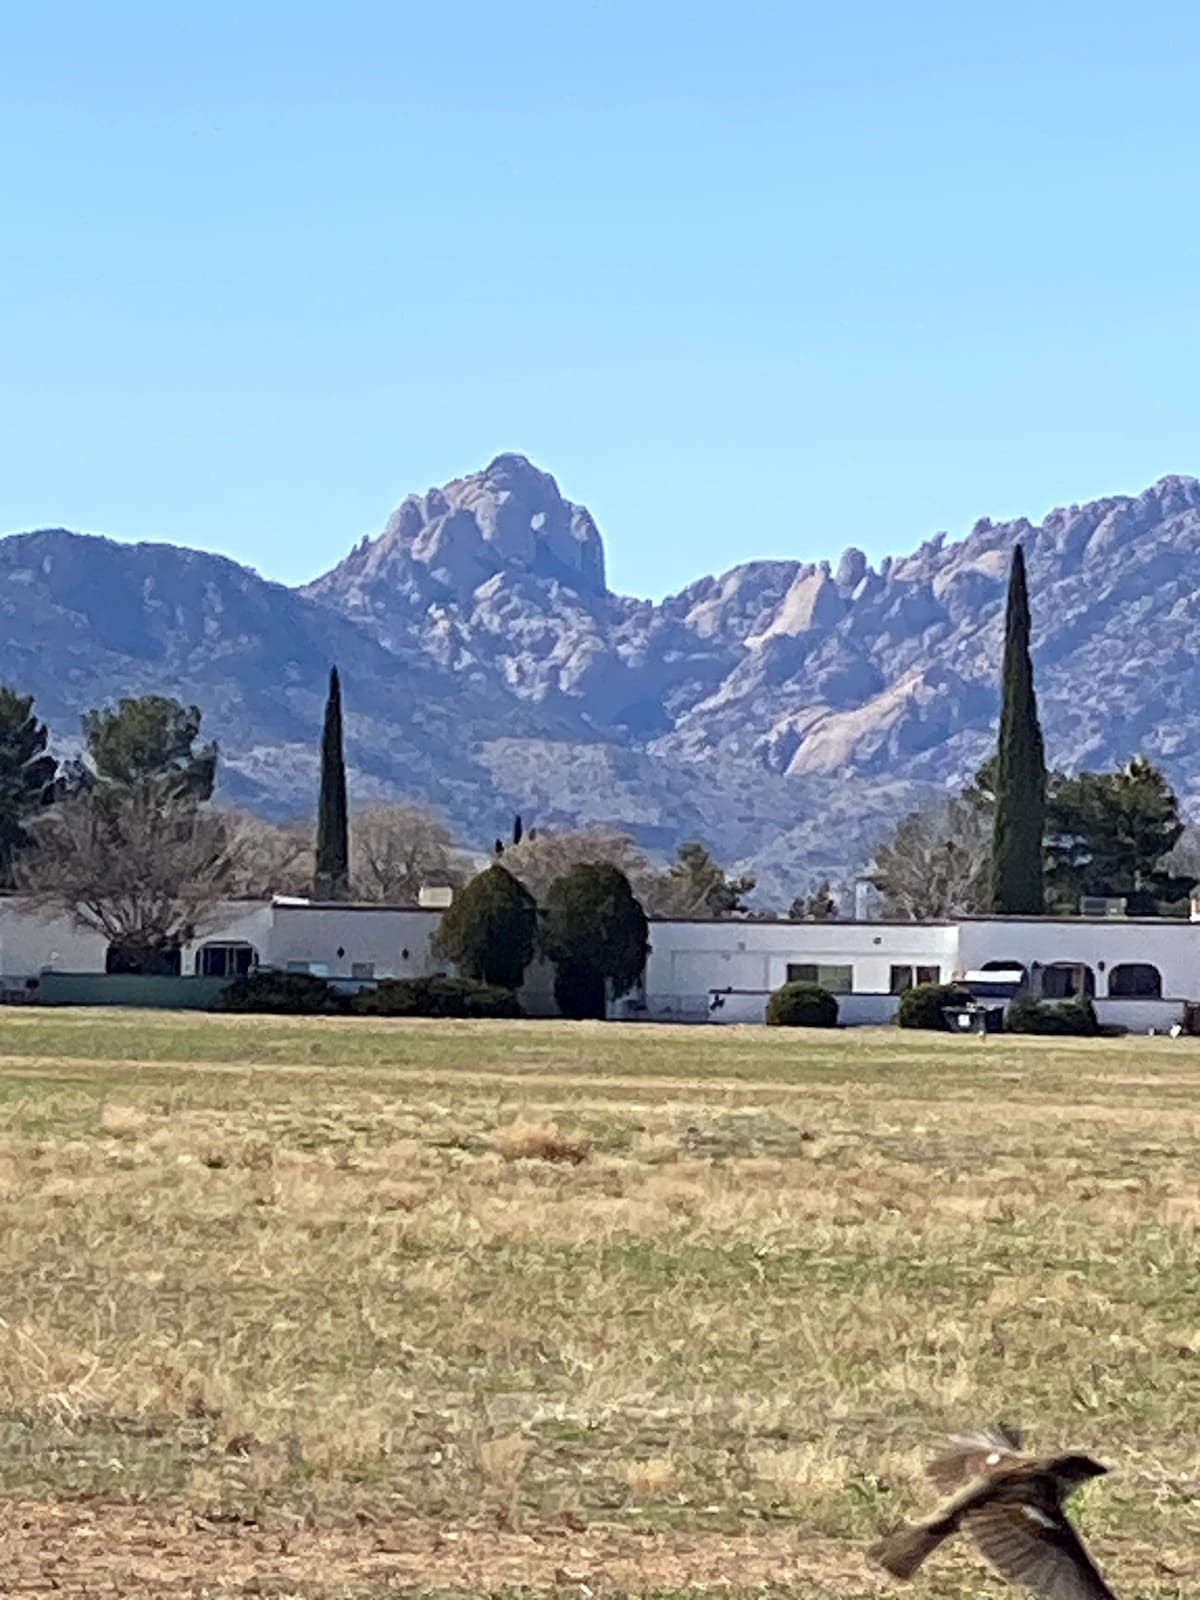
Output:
1006,995,1098,1036
764,981,839,1028
351,975,521,1019
462,982,523,1019
212,969,345,1015
896,981,973,1030
430,864,537,989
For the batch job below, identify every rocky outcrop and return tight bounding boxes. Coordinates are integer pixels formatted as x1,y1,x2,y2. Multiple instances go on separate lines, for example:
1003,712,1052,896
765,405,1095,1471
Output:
7,459,1200,904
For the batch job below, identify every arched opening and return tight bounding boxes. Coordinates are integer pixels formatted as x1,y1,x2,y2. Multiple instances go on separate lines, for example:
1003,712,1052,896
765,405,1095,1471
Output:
981,960,1028,979
1107,962,1163,998
1040,961,1095,1000
195,942,258,979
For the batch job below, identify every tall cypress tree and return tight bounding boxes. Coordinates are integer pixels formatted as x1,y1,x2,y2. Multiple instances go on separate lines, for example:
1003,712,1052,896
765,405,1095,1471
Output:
314,666,349,899
990,545,1046,914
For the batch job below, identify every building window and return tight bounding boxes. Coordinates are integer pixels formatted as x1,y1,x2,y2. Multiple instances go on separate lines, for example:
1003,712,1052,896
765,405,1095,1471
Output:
351,962,375,981
788,961,853,994
1040,962,1095,999
889,965,940,993
1107,963,1162,998
196,942,257,979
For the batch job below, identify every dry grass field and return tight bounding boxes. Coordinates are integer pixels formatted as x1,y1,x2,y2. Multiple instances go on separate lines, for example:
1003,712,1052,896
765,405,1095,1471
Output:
0,1011,1199,1597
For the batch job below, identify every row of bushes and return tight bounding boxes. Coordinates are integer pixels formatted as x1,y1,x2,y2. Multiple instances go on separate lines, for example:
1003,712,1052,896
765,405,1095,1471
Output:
764,978,1100,1035
1006,994,1098,1036
213,969,521,1018
214,968,1099,1036
896,981,1098,1036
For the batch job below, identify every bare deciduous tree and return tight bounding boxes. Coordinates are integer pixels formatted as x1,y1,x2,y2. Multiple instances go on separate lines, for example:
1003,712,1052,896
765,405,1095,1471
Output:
501,826,653,903
351,803,465,903
870,796,992,920
20,785,247,968
219,811,314,899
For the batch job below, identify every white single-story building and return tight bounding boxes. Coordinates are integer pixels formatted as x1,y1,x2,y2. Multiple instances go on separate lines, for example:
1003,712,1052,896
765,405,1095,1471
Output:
627,912,1198,1031
0,896,438,988
0,892,1194,1030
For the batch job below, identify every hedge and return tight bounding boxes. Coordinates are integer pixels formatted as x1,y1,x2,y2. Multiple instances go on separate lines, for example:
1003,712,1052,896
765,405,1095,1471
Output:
765,981,839,1028
896,982,972,1030
1005,995,1098,1036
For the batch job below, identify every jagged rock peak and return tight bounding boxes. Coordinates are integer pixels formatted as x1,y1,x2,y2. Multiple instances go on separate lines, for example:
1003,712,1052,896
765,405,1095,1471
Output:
343,451,607,597
835,547,868,590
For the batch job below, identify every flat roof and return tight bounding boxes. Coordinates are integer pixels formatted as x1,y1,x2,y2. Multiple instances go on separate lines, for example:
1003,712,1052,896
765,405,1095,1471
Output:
272,898,427,913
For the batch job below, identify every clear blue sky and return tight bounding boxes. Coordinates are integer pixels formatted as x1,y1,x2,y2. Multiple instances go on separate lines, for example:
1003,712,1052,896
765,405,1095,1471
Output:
3,1,1198,598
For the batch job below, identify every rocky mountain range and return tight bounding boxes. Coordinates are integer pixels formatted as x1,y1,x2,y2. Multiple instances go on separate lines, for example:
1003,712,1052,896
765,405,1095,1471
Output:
5,455,1200,905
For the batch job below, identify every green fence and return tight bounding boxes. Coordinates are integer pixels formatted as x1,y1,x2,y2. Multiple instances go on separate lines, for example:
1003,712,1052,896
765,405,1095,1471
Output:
35,972,232,1010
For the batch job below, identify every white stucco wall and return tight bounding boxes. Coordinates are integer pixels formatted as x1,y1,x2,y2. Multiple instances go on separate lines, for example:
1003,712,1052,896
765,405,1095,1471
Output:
5,888,1199,1029
1095,998,1185,1033
643,918,960,1018
0,898,277,980
263,906,443,980
956,918,1200,999
0,902,108,975
185,904,275,971
698,990,902,1027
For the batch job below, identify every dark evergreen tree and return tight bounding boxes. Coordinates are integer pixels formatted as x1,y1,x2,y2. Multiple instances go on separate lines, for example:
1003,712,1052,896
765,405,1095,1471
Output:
430,863,537,989
314,666,349,899
80,695,216,801
659,841,755,918
0,687,57,886
1044,757,1193,914
512,813,523,847
541,862,649,1019
990,545,1046,914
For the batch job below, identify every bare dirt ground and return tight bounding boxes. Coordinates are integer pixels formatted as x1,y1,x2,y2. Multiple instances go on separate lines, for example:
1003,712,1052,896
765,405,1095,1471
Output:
1,1499,871,1596
7,1500,1199,1598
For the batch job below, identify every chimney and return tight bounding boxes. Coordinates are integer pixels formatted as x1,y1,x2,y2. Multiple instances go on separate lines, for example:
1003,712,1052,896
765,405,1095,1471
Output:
418,885,454,910
854,877,875,922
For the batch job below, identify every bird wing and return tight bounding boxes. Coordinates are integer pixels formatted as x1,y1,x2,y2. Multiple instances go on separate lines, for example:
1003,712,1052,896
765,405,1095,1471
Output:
926,1425,1027,1492
963,1500,1117,1600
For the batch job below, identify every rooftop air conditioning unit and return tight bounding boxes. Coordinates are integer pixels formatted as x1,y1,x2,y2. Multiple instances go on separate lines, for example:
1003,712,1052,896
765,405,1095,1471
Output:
419,885,454,909
1079,895,1128,918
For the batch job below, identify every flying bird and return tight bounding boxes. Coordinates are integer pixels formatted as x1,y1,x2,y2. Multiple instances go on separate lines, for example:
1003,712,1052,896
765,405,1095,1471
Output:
869,1425,1117,1600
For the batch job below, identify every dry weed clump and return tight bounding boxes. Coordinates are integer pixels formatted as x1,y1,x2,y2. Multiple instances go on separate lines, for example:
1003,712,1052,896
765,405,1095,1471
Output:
476,1432,530,1529
619,1453,679,1497
491,1118,590,1164
752,1441,853,1525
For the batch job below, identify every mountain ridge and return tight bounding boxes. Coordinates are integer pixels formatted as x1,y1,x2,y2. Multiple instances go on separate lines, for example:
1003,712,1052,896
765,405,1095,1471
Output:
4,457,1200,905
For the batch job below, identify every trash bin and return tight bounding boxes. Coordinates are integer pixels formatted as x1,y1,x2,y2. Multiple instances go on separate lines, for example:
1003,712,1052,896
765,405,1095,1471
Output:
942,1004,999,1035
